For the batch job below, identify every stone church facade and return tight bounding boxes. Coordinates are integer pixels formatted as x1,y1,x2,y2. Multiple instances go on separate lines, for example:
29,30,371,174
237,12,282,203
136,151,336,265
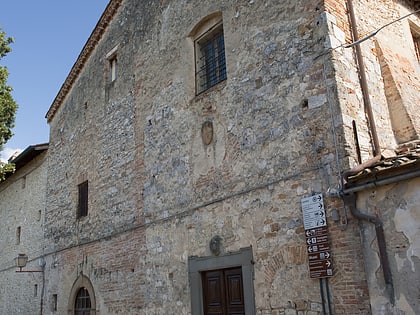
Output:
1,0,419,314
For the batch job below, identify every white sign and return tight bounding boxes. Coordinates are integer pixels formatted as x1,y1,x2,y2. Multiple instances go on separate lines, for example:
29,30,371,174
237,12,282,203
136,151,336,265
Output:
301,194,326,230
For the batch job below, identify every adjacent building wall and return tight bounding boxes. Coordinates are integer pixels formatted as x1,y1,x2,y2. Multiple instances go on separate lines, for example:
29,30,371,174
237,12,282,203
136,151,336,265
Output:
0,149,47,314
328,0,420,314
326,0,420,161
355,177,420,314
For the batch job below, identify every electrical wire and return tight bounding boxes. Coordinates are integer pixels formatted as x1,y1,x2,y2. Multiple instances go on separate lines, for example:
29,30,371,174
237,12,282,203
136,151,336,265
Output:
0,165,323,270
315,8,420,60
344,8,420,48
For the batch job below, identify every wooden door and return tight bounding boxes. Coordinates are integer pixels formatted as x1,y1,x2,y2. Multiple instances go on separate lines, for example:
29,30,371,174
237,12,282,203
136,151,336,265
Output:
202,267,245,315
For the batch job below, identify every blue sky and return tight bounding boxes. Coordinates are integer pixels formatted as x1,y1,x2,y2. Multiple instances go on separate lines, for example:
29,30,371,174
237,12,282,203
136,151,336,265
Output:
0,1,109,161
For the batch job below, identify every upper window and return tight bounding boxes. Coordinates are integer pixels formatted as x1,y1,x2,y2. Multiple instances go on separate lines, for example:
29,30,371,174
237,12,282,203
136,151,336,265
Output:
77,180,88,218
109,56,117,82
410,22,420,62
412,31,420,62
106,45,119,82
193,14,226,95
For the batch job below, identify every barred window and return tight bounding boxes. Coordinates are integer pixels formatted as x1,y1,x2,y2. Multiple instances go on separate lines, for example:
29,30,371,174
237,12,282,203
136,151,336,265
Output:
74,287,92,315
195,23,226,94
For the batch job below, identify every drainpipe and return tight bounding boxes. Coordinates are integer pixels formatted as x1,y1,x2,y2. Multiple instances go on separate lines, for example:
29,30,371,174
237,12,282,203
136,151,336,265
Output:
342,192,394,305
342,0,394,306
342,0,382,184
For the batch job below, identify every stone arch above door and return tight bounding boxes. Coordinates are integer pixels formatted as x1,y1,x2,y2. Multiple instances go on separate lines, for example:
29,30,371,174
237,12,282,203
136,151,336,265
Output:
67,274,97,315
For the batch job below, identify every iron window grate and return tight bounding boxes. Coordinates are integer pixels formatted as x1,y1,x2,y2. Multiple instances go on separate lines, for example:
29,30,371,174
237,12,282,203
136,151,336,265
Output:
196,30,226,94
75,287,92,315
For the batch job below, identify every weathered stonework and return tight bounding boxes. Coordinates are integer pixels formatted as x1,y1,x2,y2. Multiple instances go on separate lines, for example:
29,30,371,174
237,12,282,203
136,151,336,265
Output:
1,0,420,314
42,0,368,314
352,176,420,315
0,147,48,314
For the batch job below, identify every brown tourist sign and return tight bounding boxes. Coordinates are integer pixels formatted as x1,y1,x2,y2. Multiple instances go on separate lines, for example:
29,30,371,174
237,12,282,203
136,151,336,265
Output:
301,194,333,278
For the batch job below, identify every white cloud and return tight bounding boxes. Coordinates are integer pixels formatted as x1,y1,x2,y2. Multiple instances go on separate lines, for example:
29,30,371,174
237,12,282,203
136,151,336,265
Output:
0,147,23,163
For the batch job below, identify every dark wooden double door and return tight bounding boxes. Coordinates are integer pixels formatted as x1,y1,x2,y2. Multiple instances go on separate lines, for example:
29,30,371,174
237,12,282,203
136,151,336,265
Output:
202,267,245,315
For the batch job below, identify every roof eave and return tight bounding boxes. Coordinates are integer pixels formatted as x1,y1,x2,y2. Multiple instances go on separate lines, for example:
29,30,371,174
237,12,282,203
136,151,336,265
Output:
344,154,420,192
9,143,49,170
45,0,123,123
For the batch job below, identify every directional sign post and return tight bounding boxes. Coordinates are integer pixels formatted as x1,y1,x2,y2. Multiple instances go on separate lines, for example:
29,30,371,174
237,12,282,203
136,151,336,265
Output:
301,194,326,230
301,194,333,278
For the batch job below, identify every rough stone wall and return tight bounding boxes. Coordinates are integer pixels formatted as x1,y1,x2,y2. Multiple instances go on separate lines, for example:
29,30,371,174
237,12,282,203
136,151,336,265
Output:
45,7,141,249
134,0,370,314
139,0,345,215
44,0,145,313
326,1,420,314
325,0,420,161
356,177,420,315
8,0,420,314
0,151,47,315
41,0,381,314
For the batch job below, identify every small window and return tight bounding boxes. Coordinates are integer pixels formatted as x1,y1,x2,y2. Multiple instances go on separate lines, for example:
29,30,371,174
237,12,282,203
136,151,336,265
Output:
195,23,227,94
409,21,420,62
109,56,117,82
412,30,420,62
53,294,58,311
106,45,119,82
77,181,88,218
22,176,26,189
16,226,21,245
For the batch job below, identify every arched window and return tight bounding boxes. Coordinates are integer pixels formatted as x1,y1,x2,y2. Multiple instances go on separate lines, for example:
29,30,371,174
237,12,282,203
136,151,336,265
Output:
74,287,92,315
68,275,96,315
190,12,227,95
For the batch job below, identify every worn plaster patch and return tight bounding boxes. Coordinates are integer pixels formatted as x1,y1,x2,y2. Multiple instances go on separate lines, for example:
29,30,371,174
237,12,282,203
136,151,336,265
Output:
396,293,415,315
394,205,420,272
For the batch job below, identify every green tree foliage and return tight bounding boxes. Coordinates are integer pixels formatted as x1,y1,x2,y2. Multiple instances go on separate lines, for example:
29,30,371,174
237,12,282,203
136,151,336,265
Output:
0,27,18,180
